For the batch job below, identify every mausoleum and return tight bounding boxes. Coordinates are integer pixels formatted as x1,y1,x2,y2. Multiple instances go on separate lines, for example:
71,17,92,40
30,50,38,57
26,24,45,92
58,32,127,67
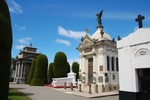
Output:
77,11,119,93
117,15,150,100
13,44,40,84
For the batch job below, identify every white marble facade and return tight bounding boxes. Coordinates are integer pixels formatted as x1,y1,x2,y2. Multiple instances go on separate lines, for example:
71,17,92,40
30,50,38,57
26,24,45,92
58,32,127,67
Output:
117,28,150,93
77,27,119,92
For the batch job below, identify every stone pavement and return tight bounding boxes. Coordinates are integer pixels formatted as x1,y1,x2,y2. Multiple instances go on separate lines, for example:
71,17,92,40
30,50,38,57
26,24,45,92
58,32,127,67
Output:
52,87,118,98
9,83,119,100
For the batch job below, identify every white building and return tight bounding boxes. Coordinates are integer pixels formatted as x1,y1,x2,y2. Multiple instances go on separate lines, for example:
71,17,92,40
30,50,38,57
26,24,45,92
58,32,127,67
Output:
117,28,150,100
77,13,119,92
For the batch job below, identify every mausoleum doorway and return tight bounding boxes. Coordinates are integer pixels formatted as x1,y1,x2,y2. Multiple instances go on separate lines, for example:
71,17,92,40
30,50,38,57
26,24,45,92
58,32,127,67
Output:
88,58,93,84
137,68,150,100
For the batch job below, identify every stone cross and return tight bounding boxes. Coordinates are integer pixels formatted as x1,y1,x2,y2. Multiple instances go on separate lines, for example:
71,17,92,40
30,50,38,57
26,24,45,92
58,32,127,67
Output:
100,30,104,37
135,14,145,28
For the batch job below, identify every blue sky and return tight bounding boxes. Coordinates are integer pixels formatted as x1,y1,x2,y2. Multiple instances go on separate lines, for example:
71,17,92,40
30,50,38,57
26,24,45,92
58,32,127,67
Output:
6,0,150,65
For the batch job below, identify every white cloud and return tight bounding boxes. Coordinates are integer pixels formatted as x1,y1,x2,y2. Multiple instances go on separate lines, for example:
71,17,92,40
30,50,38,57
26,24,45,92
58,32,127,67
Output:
15,45,25,50
18,37,32,44
19,26,26,31
8,0,23,14
68,58,80,67
14,24,26,31
58,26,86,39
56,39,71,46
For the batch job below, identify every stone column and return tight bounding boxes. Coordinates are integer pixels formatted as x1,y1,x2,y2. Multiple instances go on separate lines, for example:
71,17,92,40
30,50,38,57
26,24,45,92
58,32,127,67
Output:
23,63,26,78
82,56,85,72
20,63,24,78
17,63,19,78
18,63,21,78
13,64,18,82
79,56,82,72
93,55,96,72
20,63,22,78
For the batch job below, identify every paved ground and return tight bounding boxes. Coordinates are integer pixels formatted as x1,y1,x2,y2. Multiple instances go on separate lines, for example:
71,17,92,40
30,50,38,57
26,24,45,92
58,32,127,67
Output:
9,84,119,100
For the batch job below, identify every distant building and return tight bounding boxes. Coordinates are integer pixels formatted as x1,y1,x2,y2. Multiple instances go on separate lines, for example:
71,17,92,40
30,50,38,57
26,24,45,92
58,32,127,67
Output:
77,11,119,93
13,44,40,84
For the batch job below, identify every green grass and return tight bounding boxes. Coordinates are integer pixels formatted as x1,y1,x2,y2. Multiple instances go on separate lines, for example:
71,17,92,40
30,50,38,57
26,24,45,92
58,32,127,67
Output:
8,88,32,100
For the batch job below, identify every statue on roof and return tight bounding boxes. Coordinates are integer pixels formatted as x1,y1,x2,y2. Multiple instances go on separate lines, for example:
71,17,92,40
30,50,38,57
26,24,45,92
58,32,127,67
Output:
96,10,103,28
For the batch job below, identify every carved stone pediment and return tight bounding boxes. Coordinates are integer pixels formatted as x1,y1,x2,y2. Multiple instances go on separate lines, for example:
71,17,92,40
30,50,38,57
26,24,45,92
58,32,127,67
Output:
80,39,94,47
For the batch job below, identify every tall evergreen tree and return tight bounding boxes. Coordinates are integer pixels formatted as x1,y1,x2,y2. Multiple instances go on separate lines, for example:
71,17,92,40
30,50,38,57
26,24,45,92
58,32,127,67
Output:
72,62,79,81
53,52,68,78
48,62,54,84
30,54,48,86
26,59,36,84
0,0,13,99
66,62,70,74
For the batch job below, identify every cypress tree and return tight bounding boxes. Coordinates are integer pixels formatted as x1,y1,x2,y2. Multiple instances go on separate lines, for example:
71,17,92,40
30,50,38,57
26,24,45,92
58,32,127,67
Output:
30,54,48,86
53,52,68,78
66,62,70,74
0,0,13,99
72,62,79,81
26,59,36,84
48,62,54,84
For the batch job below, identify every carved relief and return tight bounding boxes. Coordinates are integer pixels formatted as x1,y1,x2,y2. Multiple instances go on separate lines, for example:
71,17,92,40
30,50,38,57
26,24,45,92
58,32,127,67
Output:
98,76,103,83
135,48,150,57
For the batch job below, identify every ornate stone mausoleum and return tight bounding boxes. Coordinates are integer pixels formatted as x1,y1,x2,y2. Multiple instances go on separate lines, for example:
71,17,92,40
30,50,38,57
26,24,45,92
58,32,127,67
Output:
77,11,119,92
13,44,40,84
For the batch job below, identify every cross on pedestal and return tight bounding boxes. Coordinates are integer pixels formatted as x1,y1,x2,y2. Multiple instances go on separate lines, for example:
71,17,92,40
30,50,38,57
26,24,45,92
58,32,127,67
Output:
100,30,104,37
135,14,145,28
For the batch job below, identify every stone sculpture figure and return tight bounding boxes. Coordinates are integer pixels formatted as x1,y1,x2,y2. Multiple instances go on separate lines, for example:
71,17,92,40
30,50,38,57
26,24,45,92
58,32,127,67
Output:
96,10,103,26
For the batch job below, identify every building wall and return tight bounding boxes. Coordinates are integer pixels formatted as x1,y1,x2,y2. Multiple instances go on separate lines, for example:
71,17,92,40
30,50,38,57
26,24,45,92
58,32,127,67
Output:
117,28,150,93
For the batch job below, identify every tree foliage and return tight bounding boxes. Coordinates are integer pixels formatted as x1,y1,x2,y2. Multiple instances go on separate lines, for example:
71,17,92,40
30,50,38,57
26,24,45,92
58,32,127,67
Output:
26,59,36,84
48,62,54,84
0,0,13,99
53,52,68,78
30,54,48,86
72,62,79,81
66,62,70,74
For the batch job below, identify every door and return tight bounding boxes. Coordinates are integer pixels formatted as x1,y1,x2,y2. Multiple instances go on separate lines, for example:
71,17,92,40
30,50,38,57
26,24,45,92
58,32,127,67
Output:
137,68,150,100
88,58,93,84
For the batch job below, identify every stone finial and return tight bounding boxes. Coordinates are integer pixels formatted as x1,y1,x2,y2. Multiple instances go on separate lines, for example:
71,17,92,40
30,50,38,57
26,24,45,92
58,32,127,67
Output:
117,36,121,41
85,28,89,34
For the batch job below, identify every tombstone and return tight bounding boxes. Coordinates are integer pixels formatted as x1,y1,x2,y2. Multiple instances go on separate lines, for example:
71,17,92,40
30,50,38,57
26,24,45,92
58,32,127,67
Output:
117,28,150,100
